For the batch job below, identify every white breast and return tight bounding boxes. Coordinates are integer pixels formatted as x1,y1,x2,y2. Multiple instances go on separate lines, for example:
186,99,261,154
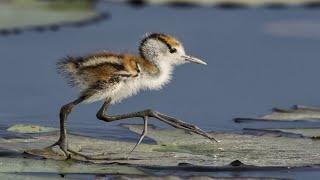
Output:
84,61,174,104
111,61,173,104
142,61,173,90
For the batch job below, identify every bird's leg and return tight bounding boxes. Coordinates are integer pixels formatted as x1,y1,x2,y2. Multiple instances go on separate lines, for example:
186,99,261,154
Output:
46,96,87,159
128,116,148,154
96,98,217,153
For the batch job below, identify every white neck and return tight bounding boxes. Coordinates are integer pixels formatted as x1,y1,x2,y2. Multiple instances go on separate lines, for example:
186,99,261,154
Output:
142,60,174,90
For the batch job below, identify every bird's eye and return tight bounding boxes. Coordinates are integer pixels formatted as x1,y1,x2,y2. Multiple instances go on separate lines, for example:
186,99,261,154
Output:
169,48,177,53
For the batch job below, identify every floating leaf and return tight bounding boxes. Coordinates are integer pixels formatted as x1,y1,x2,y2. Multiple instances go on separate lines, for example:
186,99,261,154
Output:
0,0,107,34
7,124,57,134
234,105,320,122
244,128,320,139
0,157,143,175
0,123,318,168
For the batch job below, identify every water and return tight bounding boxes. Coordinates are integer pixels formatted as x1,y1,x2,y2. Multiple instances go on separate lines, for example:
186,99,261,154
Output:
0,2,320,178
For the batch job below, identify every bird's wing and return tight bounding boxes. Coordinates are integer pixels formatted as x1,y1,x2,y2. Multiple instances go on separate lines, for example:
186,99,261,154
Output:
81,76,121,97
78,52,123,68
57,52,142,89
57,52,123,75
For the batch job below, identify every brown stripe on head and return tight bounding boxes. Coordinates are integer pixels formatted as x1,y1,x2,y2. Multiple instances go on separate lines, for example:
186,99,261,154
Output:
139,33,181,58
158,34,180,47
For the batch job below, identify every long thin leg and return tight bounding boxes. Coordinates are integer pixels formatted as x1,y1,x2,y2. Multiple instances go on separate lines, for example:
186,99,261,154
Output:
46,95,87,158
96,98,217,150
129,116,148,154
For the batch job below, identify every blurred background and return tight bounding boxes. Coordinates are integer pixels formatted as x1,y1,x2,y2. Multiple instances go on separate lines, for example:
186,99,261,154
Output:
0,0,320,142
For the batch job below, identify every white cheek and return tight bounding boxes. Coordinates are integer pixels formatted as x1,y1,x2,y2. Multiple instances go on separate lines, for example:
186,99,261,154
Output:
171,52,186,65
174,58,186,65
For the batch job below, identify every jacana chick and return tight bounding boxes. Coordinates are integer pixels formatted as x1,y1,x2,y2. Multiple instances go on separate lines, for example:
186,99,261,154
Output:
48,33,216,158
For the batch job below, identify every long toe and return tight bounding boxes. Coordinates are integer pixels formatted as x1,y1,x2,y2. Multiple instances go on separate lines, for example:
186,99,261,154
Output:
45,139,71,159
67,148,93,159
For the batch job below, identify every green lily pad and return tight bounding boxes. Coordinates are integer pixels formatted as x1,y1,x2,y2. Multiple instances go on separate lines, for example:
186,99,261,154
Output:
7,124,57,134
0,0,101,30
244,128,320,139
235,105,320,122
0,123,319,168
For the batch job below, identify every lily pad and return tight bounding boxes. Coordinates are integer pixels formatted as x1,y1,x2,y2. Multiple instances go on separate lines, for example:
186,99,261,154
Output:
0,157,143,175
7,124,57,134
0,0,107,34
0,124,319,168
0,173,68,180
244,128,320,139
234,105,320,123
273,128,320,139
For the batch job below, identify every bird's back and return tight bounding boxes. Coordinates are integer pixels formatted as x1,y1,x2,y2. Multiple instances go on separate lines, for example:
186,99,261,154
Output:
58,52,112,89
57,52,161,103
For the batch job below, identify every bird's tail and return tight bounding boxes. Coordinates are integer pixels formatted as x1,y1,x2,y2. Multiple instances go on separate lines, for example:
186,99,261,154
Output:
57,56,82,88
57,56,79,73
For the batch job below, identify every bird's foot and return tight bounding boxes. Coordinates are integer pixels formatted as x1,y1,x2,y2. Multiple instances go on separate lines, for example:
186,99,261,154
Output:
150,110,218,143
45,138,72,159
46,140,95,160
128,111,218,155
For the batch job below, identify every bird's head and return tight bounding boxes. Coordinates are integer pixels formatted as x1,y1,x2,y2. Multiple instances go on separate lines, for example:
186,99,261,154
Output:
139,33,207,66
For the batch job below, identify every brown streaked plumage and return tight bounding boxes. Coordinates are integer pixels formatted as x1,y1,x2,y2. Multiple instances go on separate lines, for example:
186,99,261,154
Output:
48,33,215,159
58,52,159,90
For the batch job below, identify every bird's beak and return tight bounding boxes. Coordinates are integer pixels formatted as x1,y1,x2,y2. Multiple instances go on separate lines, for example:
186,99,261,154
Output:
182,55,207,65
